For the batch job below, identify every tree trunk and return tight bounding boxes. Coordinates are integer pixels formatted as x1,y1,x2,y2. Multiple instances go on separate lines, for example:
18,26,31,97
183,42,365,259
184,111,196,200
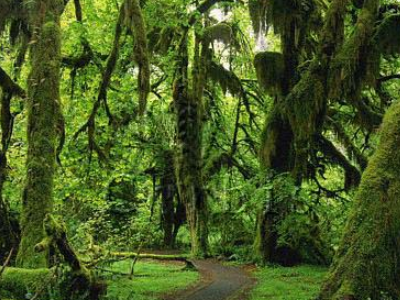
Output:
172,196,186,248
174,90,209,256
319,101,400,300
16,0,63,268
160,153,176,248
0,92,19,261
173,36,209,257
254,18,300,264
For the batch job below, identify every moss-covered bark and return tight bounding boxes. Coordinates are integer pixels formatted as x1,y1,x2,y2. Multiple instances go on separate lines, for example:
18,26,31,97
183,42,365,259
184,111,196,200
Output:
173,35,209,258
253,0,353,266
123,0,150,114
318,102,400,299
35,215,105,300
16,0,63,268
174,84,209,257
159,150,185,248
253,14,301,265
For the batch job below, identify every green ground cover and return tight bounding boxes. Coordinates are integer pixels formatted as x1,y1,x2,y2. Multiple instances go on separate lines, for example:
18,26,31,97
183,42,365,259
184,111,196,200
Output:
250,265,328,300
104,260,199,300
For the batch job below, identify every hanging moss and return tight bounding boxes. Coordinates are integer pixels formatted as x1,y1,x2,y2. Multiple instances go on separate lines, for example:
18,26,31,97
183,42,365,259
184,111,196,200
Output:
248,0,267,34
201,23,233,45
260,108,295,172
151,26,176,54
374,13,400,56
208,61,242,96
124,0,151,115
285,66,326,142
329,0,379,101
319,101,400,300
249,0,319,35
254,51,284,95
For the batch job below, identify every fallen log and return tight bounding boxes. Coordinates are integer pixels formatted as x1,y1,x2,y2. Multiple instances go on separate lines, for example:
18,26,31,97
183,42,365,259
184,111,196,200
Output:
109,252,195,269
110,252,189,261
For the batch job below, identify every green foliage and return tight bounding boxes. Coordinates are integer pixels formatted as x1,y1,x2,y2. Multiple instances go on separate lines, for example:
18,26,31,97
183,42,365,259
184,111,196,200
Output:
1,0,400,298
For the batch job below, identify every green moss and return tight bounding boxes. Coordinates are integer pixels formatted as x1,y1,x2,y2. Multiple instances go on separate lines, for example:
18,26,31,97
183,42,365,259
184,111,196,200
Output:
249,0,318,35
124,0,150,115
0,267,53,299
17,4,62,268
329,0,379,101
253,51,284,95
201,23,233,45
319,101,400,299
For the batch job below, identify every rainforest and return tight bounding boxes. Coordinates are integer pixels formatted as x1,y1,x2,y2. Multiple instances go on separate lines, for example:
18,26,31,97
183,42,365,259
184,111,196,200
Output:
0,0,400,299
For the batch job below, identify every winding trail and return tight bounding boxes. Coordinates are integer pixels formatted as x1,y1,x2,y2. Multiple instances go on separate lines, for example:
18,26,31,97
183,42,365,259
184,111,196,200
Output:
167,259,255,300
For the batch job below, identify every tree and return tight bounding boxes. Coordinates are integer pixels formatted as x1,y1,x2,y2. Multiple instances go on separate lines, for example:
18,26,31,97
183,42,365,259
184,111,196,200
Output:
318,100,400,300
16,0,64,268
250,0,389,265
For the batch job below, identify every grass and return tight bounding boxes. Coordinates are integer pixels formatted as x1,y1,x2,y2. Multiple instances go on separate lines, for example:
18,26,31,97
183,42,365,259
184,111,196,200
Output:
102,260,199,300
250,265,328,300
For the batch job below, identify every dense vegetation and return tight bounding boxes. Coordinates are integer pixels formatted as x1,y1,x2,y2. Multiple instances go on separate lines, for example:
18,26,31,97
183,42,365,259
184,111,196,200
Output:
0,0,400,299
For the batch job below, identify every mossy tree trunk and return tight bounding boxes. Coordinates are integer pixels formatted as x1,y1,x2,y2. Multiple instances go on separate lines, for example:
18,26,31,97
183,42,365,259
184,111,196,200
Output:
254,0,352,265
16,0,63,268
254,18,300,265
160,150,185,248
173,35,209,258
318,101,400,300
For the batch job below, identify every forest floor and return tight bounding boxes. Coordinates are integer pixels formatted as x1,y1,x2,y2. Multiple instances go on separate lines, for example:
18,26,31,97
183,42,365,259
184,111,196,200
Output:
164,259,255,300
104,254,326,300
249,265,328,300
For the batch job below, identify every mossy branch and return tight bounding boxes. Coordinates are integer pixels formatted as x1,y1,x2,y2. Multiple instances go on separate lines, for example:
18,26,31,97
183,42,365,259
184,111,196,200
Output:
0,67,26,99
124,0,150,115
316,135,361,190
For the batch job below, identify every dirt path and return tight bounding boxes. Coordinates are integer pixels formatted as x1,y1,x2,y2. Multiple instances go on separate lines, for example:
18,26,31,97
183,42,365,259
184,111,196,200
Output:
166,259,255,300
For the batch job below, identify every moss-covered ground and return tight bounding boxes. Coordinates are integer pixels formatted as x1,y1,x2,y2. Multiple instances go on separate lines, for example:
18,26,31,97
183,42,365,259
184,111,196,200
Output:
250,265,328,300
103,260,199,300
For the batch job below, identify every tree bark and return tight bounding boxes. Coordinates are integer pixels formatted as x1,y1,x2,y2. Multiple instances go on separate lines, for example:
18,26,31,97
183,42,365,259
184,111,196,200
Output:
173,32,209,257
0,92,19,261
16,0,63,268
318,101,400,299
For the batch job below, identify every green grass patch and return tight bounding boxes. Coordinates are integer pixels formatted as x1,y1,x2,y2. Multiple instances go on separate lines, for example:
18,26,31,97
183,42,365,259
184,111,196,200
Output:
103,260,199,300
250,265,328,300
